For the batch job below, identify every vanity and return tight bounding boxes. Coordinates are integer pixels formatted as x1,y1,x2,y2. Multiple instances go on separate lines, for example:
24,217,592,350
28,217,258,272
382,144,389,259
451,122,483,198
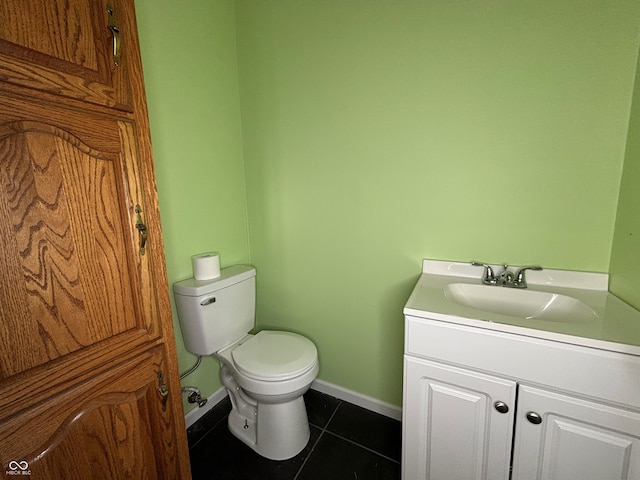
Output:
402,260,640,480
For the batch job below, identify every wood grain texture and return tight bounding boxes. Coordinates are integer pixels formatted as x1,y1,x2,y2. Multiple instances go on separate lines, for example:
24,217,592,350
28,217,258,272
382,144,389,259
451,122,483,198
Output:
0,95,162,419
0,0,191,477
0,118,137,377
0,0,97,68
0,349,164,479
0,0,132,110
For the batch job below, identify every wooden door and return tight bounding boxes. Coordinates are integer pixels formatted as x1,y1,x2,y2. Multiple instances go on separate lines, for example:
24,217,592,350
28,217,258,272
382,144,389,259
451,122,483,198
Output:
512,385,640,480
1,347,179,479
402,357,516,480
0,0,191,478
0,0,133,110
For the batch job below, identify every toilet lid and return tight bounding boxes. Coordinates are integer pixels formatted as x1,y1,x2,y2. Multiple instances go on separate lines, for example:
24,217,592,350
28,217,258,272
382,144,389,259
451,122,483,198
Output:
231,330,317,381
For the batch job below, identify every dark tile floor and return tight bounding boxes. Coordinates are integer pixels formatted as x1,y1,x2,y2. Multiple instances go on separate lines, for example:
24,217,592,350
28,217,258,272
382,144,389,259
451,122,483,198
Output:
187,389,402,479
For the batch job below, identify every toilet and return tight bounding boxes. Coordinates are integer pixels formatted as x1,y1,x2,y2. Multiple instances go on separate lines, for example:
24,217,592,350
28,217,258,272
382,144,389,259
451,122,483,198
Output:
173,265,319,460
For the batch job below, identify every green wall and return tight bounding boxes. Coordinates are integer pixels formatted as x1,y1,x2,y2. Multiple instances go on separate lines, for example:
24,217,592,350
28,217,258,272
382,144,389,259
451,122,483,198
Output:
235,0,640,406
611,50,640,310
136,0,250,410
136,0,640,412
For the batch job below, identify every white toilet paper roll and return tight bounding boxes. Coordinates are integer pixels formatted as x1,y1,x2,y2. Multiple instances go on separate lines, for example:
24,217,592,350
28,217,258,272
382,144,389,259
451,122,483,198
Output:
192,252,221,280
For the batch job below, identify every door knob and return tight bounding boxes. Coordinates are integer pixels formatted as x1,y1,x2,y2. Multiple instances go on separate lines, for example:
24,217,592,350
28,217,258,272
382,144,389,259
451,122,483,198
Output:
526,412,543,424
494,401,509,414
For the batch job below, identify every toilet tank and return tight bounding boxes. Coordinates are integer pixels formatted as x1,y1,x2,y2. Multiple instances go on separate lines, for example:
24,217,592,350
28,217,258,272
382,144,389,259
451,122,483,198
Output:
173,265,256,355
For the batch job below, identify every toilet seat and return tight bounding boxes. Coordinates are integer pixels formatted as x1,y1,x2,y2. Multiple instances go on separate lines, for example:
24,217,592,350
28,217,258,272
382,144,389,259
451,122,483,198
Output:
231,330,317,382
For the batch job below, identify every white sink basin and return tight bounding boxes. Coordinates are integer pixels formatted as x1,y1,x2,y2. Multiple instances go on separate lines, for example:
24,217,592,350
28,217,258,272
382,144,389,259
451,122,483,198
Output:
444,283,598,323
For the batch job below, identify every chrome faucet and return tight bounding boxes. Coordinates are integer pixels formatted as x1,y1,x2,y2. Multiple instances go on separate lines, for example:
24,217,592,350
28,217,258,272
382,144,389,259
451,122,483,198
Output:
511,265,543,288
472,262,542,288
471,261,505,286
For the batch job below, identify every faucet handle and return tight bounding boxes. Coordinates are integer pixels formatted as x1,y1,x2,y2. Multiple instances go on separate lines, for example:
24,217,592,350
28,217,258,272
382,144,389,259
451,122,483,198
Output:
471,261,500,285
513,265,543,288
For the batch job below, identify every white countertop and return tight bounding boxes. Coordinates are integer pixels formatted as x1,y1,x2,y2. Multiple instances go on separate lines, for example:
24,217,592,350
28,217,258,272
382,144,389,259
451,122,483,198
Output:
403,260,640,357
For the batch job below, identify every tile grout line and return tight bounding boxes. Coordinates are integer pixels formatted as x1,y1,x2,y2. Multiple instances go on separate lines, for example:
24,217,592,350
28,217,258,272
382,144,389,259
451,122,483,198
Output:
293,400,343,480
315,397,402,465
322,429,401,465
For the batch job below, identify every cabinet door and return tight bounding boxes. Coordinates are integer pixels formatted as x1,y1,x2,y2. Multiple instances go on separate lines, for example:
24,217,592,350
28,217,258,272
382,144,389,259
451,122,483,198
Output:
0,0,132,111
402,357,517,480
0,90,190,475
0,94,157,392
0,347,183,479
0,0,191,477
512,385,640,480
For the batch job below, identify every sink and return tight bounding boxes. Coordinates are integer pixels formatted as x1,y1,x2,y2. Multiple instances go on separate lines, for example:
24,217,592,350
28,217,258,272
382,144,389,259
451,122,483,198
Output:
444,283,598,323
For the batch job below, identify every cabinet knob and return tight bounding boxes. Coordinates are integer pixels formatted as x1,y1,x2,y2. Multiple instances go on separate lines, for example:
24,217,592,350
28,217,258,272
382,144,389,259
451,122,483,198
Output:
494,401,509,414
526,412,543,424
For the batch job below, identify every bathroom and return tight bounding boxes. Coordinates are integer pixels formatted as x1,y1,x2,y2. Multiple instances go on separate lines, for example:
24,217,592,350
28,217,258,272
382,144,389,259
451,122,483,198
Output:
134,0,640,475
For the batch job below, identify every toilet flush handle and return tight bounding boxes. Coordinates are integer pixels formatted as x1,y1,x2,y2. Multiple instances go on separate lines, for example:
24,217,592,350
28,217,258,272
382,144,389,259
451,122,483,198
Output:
200,297,216,306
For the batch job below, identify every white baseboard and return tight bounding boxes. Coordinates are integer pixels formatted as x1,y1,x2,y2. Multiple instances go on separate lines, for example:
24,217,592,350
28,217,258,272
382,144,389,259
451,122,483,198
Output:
311,379,402,421
184,386,228,429
184,379,403,428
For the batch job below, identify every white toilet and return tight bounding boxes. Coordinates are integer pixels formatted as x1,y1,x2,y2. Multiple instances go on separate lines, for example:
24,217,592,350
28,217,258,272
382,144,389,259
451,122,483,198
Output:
173,265,319,460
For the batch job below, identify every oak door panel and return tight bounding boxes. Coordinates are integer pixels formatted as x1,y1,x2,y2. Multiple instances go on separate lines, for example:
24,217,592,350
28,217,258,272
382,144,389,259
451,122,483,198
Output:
0,347,183,480
0,0,132,111
0,124,135,375
0,94,160,412
0,0,192,476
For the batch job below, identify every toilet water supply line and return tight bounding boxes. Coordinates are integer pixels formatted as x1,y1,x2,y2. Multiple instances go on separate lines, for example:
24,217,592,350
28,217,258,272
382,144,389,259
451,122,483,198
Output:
180,355,202,379
180,355,208,408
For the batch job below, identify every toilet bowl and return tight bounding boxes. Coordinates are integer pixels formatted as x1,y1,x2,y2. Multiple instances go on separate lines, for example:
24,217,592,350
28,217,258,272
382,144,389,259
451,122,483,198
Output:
173,265,319,460
216,331,319,459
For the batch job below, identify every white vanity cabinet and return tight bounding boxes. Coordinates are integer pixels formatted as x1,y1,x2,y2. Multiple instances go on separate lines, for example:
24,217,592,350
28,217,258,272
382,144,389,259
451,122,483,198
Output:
402,315,640,480
512,385,640,480
403,357,516,480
